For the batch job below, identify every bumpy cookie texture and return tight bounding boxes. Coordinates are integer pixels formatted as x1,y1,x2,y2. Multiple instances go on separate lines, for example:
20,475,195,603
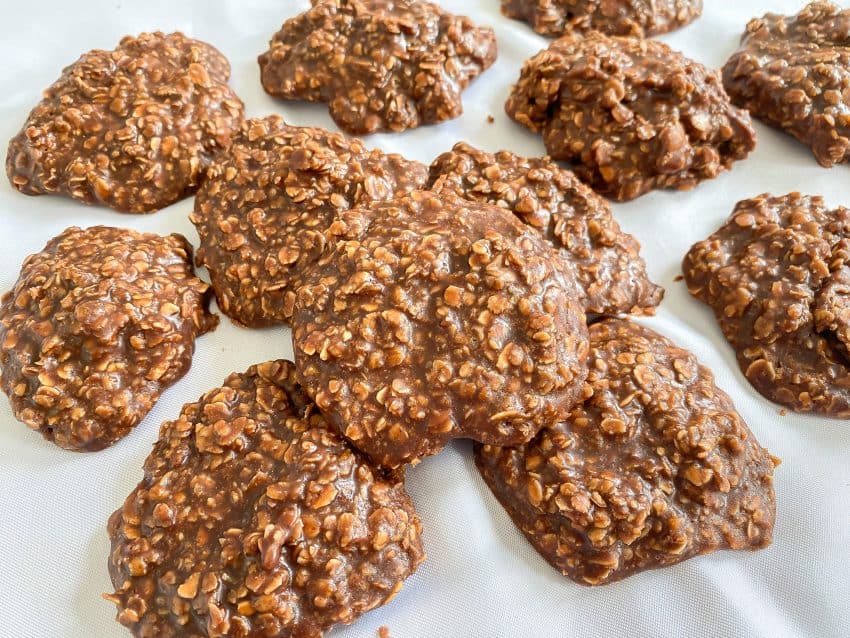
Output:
191,116,428,328
0,226,217,451
107,360,424,638
722,2,850,168
506,33,756,201
429,142,663,317
6,32,244,213
258,0,497,135
501,0,702,37
294,191,589,468
475,318,777,586
684,192,850,416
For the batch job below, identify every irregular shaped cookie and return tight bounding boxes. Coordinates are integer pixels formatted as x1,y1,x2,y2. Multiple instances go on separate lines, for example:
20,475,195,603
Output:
0,226,217,451
506,33,756,201
293,190,589,468
258,0,497,134
722,1,850,167
475,318,777,586
684,192,850,416
429,142,663,317
501,0,702,37
107,360,424,638
191,116,428,327
6,32,244,213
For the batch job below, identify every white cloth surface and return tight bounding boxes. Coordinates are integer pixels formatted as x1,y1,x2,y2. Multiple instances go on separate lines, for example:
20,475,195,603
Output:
0,1,848,636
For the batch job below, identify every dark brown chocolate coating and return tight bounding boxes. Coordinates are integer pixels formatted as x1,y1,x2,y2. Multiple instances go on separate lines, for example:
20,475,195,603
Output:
293,190,589,468
505,33,756,201
0,226,217,451
191,116,428,328
475,318,777,586
6,32,244,213
501,0,702,37
107,360,424,638
684,192,850,416
722,1,850,168
258,0,497,135
429,142,663,317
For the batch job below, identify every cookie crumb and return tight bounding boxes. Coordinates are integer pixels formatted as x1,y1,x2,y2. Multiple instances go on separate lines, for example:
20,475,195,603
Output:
487,115,495,124
674,275,684,282
379,627,391,638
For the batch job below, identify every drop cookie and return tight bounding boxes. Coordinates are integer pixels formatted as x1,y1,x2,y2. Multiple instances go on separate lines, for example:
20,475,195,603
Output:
475,318,777,585
293,190,589,468
506,33,756,201
6,32,244,213
107,360,424,637
0,226,217,451
258,0,497,134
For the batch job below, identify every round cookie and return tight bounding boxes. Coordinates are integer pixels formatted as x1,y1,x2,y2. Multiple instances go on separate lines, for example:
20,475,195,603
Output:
475,318,777,586
0,226,217,451
429,142,663,317
684,192,850,416
501,0,703,38
107,360,425,638
191,116,428,327
722,1,850,167
293,190,589,468
6,32,244,213
505,33,756,201
258,0,497,135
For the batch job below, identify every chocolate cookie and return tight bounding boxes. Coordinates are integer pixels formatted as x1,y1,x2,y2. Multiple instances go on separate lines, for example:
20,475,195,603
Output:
191,116,428,328
505,33,756,201
0,226,217,451
107,360,424,638
429,142,663,317
258,0,497,134
475,318,777,586
723,2,850,167
6,32,244,213
501,0,702,38
293,190,589,468
684,192,850,416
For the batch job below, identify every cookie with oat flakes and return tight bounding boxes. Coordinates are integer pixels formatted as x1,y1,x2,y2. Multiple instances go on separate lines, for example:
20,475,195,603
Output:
258,0,497,135
6,32,244,213
475,318,777,586
107,359,424,638
429,142,663,317
506,33,756,201
293,190,589,468
0,226,217,451
191,116,428,328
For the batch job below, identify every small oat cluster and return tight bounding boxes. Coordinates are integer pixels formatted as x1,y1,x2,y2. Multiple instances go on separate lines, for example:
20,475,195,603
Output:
506,33,757,201
501,0,703,37
684,192,850,416
723,1,850,167
6,32,244,213
0,226,217,451
107,360,425,637
259,0,498,134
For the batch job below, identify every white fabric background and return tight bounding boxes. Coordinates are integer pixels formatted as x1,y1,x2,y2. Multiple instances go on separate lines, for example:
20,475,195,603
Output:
0,1,848,636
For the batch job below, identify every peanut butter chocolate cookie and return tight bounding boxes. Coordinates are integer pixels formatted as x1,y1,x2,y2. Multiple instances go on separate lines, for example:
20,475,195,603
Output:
429,142,663,317
475,318,777,586
258,0,497,134
506,33,756,201
501,0,702,38
6,32,244,213
723,2,850,167
293,190,589,468
0,226,217,451
684,192,850,416
107,360,424,638
191,116,428,328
